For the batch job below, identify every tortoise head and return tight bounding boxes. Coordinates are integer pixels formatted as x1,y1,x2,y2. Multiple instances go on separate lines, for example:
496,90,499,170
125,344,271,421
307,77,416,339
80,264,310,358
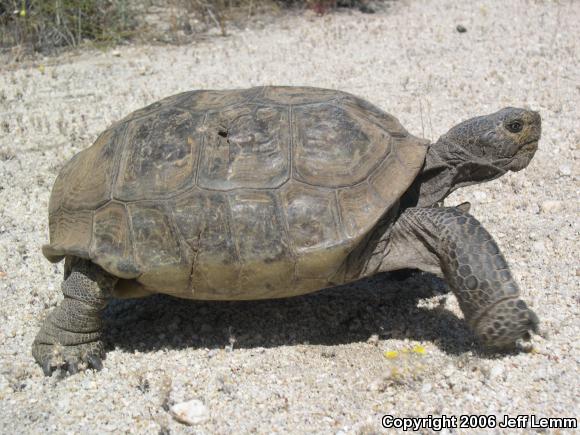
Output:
415,108,541,207
441,107,542,173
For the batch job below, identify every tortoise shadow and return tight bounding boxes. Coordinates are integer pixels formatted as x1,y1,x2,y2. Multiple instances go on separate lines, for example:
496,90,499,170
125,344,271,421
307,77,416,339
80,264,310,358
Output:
105,272,478,357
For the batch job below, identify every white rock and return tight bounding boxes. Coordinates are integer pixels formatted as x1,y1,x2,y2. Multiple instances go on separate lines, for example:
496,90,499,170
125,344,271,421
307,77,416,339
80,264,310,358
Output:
421,383,432,393
170,400,209,425
539,200,563,214
558,164,572,176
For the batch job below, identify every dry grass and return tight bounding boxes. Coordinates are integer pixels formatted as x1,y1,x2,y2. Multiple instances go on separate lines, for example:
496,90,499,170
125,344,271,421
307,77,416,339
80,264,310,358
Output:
0,0,134,53
0,0,376,56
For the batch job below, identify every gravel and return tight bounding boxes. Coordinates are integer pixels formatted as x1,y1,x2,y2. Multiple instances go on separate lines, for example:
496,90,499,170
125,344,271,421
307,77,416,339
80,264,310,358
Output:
1,0,579,433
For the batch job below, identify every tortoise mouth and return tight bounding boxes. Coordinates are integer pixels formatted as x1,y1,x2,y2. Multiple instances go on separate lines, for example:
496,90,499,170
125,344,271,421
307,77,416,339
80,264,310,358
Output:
493,140,538,172
508,141,539,172
519,139,539,154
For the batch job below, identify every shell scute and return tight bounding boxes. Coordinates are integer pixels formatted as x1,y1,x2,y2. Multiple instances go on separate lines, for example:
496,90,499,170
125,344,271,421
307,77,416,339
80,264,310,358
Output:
292,103,393,187
90,202,138,278
57,126,124,211
171,189,241,296
114,108,202,201
226,190,295,298
197,105,290,190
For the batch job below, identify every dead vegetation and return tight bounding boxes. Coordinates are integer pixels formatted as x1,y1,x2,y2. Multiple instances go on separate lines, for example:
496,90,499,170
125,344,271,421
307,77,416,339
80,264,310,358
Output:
0,0,379,56
1,0,134,53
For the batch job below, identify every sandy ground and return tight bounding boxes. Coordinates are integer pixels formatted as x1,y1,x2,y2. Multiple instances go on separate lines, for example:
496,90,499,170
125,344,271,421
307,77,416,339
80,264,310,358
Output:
1,0,579,433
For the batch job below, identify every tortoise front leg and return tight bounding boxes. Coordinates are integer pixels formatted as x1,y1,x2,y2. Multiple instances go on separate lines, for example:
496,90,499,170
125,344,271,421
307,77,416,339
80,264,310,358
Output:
393,206,540,348
386,203,473,283
32,257,117,376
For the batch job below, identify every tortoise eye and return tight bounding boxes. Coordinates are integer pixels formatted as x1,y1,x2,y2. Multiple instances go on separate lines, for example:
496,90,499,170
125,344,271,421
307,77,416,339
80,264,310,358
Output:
506,120,523,133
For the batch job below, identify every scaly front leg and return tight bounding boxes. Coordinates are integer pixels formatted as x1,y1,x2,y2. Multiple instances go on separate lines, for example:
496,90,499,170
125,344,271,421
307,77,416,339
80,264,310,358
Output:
395,207,540,348
32,257,117,375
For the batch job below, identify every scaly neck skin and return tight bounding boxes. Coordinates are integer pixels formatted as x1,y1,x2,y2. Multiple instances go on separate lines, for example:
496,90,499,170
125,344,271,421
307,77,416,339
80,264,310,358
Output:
413,138,507,207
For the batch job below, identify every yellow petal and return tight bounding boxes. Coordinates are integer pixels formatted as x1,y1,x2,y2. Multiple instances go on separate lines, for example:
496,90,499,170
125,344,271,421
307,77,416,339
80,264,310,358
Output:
384,350,399,359
412,344,426,354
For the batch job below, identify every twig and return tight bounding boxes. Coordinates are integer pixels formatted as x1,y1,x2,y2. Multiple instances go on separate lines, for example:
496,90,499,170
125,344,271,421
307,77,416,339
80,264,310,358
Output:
77,6,81,46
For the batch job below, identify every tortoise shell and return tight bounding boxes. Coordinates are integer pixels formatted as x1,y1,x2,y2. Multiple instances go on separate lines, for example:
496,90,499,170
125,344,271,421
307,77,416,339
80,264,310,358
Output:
43,87,427,300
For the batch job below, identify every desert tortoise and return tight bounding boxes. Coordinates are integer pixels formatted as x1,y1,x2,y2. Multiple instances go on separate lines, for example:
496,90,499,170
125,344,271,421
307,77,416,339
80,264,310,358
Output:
34,86,542,375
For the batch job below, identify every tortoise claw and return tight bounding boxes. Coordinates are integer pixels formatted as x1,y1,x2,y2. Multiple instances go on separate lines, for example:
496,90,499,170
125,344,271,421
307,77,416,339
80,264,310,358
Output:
528,310,540,334
87,354,103,371
42,360,55,377
66,360,79,375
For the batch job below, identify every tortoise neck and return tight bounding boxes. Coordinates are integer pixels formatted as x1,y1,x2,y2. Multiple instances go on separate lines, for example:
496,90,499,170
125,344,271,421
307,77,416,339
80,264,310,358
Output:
413,138,506,207
412,141,456,207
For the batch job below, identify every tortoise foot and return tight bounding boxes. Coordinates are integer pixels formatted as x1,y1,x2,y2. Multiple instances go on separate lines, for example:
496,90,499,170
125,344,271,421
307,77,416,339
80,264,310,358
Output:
474,298,540,349
32,340,105,376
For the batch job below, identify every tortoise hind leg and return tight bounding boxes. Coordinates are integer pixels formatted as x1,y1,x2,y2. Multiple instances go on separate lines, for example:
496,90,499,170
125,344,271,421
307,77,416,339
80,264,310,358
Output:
391,206,539,349
32,257,117,376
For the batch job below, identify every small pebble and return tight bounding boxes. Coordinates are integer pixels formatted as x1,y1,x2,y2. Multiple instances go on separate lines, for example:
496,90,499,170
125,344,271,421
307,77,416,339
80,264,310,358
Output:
456,24,467,33
421,383,432,393
170,399,209,425
558,164,572,176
